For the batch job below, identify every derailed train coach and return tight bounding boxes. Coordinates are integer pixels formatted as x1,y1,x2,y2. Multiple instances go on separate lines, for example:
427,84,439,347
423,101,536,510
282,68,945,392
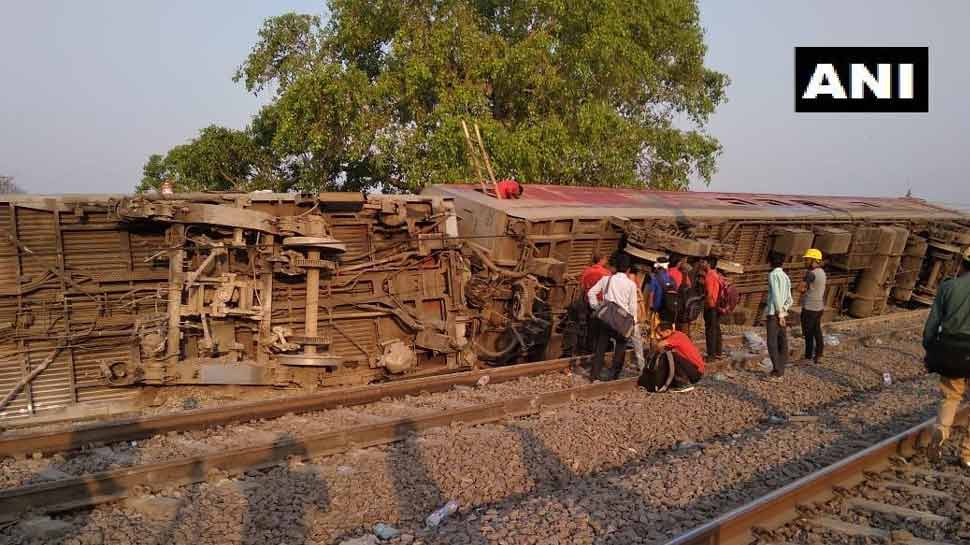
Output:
1,185,968,420
0,192,474,419
424,184,970,365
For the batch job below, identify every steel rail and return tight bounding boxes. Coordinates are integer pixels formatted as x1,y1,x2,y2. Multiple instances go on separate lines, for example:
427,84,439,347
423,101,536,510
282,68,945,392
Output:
716,309,926,352
663,407,967,545
0,377,636,521
0,356,586,459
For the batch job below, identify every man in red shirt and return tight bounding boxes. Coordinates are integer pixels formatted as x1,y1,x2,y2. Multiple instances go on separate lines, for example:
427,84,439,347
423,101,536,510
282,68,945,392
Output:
699,258,723,361
667,256,689,289
581,254,610,295
495,179,524,199
667,256,694,334
580,254,611,351
656,322,705,392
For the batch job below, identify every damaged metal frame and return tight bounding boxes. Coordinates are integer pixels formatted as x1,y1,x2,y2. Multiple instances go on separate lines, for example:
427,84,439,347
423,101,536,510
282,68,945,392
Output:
0,192,473,419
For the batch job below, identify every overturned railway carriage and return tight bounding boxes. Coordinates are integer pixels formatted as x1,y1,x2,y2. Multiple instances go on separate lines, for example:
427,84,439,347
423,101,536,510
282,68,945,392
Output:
0,192,471,420
0,185,968,420
424,185,970,361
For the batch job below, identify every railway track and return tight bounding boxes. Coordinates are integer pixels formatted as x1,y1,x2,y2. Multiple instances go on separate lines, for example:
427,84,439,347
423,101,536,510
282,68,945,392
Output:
0,333,934,525
0,356,582,459
0,309,927,462
0,320,944,544
665,408,969,545
0,375,637,522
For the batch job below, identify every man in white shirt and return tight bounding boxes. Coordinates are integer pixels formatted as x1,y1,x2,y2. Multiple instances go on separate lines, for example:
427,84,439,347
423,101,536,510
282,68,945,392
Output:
587,261,645,381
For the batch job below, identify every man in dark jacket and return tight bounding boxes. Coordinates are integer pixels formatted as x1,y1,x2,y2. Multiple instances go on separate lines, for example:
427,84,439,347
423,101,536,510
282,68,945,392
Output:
924,248,970,468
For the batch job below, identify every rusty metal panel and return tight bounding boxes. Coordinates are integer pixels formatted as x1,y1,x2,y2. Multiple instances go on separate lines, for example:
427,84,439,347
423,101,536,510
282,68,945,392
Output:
62,230,127,275
16,207,58,279
0,351,29,418
567,240,597,276
71,336,137,401
326,318,379,362
0,206,17,283
331,224,370,257
22,339,73,415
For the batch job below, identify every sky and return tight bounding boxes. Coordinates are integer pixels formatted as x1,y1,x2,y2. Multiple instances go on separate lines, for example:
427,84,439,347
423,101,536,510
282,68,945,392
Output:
697,0,970,208
1,1,968,208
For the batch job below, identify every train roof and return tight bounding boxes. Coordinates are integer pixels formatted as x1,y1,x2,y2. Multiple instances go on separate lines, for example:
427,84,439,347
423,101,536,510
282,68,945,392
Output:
425,184,967,222
3,187,964,223
0,191,441,210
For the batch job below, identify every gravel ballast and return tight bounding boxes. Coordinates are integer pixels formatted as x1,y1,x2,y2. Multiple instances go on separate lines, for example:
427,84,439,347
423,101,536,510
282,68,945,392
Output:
1,327,958,545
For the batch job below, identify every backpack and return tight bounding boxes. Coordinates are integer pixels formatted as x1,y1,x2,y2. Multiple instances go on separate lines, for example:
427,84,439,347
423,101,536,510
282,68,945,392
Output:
681,283,706,322
716,273,740,316
655,270,681,316
638,350,676,392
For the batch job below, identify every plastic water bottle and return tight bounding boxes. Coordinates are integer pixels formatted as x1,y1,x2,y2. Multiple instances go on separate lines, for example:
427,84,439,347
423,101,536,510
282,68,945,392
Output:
373,523,400,540
426,500,459,528
883,372,892,386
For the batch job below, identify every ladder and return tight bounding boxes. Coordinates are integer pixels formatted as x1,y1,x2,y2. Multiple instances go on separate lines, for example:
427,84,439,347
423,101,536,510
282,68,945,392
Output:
460,120,502,198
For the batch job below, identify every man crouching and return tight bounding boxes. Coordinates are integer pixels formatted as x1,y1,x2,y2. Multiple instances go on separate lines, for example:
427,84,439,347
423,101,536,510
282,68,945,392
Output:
655,322,705,393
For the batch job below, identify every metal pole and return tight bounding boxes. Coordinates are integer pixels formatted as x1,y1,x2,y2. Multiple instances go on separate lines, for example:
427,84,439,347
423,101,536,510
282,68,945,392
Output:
305,248,320,356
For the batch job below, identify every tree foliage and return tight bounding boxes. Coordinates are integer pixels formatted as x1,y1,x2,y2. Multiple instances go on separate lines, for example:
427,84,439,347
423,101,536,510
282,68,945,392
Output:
138,126,283,192
143,0,728,192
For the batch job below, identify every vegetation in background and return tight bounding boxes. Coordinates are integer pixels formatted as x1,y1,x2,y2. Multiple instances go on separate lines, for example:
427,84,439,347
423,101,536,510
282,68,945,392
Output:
140,0,728,193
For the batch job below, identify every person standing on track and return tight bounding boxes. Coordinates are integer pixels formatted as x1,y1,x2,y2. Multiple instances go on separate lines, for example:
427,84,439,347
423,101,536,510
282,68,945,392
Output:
581,254,611,295
668,256,695,335
587,260,643,381
646,256,675,322
764,252,793,382
629,266,650,373
655,322,705,393
698,258,723,362
924,248,970,468
667,255,686,290
580,254,612,352
799,249,827,364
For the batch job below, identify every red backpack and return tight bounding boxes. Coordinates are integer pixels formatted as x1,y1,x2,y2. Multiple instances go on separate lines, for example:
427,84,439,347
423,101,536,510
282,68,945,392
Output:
716,273,740,316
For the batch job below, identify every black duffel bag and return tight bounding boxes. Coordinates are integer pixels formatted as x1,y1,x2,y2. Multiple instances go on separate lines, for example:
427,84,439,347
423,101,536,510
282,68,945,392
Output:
638,350,676,392
925,334,970,378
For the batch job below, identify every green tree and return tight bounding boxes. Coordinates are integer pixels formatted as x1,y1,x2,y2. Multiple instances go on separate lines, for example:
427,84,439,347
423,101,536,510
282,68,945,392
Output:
144,0,728,192
138,125,280,192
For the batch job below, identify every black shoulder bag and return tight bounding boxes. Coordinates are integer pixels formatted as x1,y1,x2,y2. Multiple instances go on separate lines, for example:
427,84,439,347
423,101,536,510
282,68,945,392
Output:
594,275,635,339
925,334,970,378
